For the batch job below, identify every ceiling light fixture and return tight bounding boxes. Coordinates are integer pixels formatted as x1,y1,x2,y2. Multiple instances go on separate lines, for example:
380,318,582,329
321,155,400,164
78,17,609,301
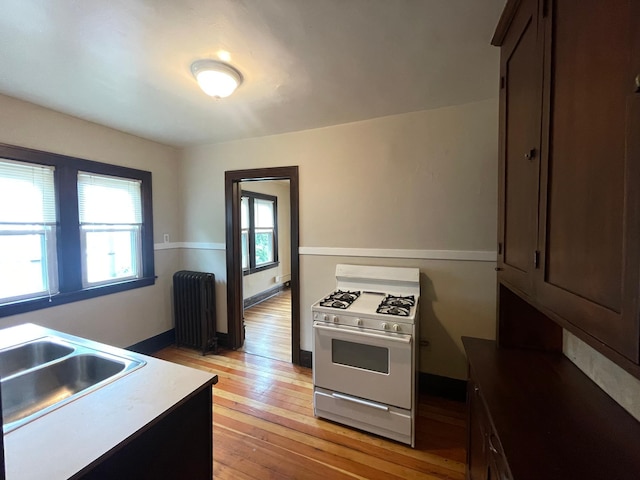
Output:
190,59,243,98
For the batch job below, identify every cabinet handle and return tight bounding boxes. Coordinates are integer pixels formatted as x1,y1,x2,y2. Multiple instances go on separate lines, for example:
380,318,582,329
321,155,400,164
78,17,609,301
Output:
635,74,640,93
495,267,504,272
524,148,536,160
488,433,500,455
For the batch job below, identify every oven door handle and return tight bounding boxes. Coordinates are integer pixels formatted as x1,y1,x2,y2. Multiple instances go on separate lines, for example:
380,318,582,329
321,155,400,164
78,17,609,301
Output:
331,392,390,411
313,323,412,344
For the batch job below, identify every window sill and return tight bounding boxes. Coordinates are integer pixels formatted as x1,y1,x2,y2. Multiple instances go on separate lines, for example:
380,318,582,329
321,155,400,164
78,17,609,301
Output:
0,276,156,318
242,262,280,276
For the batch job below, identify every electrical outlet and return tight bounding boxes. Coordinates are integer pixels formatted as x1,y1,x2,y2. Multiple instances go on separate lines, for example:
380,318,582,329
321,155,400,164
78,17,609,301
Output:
163,233,170,243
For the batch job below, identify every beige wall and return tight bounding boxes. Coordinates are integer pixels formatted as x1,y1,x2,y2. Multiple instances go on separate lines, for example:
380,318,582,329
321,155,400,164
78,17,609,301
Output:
0,94,181,347
181,98,499,379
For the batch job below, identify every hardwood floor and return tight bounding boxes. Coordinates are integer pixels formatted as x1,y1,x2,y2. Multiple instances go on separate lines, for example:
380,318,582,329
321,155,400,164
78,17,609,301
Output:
241,289,292,363
154,346,467,479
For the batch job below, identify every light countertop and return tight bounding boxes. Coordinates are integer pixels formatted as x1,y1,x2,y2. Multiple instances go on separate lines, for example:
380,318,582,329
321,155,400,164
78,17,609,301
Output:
1,323,217,480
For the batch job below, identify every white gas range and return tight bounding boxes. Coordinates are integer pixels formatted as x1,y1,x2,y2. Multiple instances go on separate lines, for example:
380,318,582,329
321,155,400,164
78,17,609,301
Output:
312,264,420,447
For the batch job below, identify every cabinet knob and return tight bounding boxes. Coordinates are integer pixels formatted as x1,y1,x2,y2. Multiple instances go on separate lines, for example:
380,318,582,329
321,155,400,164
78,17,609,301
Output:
524,148,536,160
635,74,640,93
488,434,500,455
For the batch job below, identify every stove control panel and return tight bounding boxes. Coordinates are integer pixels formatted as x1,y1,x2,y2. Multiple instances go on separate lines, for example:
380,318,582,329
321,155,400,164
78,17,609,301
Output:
313,310,414,334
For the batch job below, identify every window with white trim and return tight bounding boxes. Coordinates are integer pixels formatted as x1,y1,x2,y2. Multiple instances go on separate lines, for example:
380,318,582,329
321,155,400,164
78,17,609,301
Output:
0,159,58,303
0,143,155,318
241,190,278,274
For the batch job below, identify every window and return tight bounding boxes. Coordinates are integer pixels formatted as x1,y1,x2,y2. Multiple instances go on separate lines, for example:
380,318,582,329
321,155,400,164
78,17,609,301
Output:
241,190,278,274
0,144,154,317
78,173,143,286
0,160,58,303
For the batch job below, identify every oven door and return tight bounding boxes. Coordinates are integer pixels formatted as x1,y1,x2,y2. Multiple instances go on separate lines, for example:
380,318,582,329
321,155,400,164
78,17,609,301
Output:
313,321,413,409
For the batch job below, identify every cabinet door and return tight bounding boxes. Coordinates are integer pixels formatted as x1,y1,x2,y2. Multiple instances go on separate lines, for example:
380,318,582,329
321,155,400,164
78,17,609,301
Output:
497,0,543,295
537,0,640,361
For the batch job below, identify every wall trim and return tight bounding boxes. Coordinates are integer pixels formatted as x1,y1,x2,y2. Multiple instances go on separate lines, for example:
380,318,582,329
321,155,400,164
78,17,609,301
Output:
299,247,496,262
127,329,175,355
419,373,467,402
300,350,312,368
154,242,225,251
244,284,286,309
155,242,496,262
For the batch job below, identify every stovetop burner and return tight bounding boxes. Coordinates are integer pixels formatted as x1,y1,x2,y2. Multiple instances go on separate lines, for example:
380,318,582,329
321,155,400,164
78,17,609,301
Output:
319,290,361,309
376,295,415,316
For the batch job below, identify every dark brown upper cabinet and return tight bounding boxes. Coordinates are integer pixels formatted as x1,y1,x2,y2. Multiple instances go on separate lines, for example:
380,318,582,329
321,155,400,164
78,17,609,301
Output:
494,0,640,371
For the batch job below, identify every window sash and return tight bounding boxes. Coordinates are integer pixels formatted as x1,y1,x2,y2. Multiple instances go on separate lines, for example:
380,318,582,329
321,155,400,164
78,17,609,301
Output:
255,228,275,265
80,225,142,287
254,198,274,228
241,229,250,270
78,172,142,224
0,159,56,224
0,225,59,303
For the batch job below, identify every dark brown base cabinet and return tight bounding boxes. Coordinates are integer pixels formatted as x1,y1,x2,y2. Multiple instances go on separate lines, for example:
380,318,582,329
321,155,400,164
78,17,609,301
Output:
463,337,640,480
74,386,213,479
467,376,510,480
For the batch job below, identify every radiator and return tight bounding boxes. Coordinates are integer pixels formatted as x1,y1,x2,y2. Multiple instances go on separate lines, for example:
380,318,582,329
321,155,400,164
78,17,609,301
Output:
173,270,218,355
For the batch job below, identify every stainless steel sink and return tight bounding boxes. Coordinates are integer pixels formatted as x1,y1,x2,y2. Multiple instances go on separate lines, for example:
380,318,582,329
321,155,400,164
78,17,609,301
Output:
0,338,74,378
1,337,145,433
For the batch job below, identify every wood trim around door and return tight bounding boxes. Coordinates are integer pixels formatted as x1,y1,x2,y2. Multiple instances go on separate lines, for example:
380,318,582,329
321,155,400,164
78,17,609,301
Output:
225,166,300,365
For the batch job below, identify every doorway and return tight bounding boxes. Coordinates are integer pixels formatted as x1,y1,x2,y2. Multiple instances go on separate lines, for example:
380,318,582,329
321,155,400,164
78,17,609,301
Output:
224,166,300,364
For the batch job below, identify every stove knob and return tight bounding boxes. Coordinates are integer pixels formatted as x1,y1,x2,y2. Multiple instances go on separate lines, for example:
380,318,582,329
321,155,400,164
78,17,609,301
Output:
333,316,339,324
356,318,363,326
381,322,389,330
392,324,400,332
322,314,329,322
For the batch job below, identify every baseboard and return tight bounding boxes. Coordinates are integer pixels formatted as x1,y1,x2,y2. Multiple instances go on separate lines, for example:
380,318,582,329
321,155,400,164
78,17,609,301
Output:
127,329,175,355
217,332,230,349
300,349,312,368
243,284,286,309
419,372,467,402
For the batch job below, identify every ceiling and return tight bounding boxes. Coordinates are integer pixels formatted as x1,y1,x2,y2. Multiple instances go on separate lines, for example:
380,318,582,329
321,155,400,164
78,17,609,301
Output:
0,1,505,147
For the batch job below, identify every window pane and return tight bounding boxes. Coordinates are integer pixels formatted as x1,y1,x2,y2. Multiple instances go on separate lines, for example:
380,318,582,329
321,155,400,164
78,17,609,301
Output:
0,159,56,223
83,227,140,285
255,229,274,265
241,196,249,229
241,230,249,269
0,232,49,301
78,172,142,224
254,199,274,228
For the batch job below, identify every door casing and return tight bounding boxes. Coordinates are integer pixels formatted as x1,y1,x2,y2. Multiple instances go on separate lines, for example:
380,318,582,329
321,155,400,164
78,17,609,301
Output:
224,166,300,364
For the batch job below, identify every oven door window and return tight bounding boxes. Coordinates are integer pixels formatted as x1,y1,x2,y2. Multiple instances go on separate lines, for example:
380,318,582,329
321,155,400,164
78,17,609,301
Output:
332,339,389,374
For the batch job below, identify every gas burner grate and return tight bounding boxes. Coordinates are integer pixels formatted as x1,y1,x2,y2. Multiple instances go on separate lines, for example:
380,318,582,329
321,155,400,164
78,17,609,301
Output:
376,295,415,316
319,290,361,309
